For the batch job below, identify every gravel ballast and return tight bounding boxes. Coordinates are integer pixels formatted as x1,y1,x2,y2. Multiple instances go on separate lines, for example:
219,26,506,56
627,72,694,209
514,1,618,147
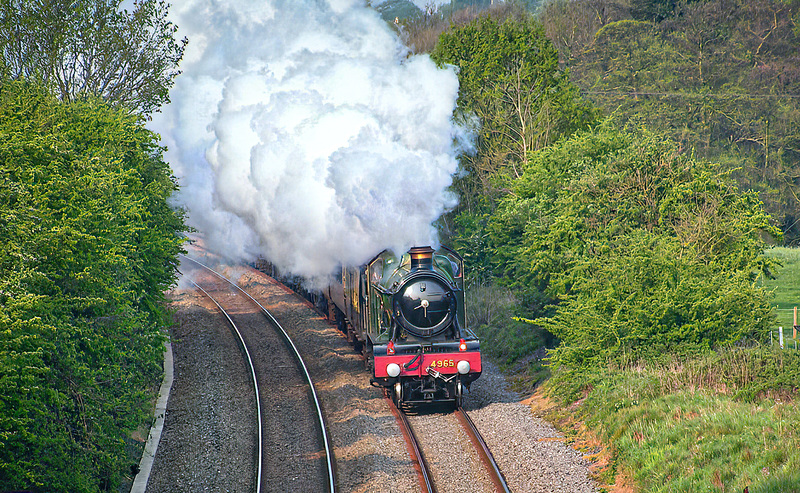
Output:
464,365,599,492
146,259,599,492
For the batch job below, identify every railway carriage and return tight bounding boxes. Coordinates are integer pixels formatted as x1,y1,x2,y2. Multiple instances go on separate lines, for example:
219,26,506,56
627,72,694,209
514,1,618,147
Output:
325,246,481,406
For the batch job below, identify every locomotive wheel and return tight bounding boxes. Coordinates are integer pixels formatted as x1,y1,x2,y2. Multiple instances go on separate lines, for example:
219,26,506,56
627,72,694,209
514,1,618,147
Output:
392,382,402,407
454,382,463,409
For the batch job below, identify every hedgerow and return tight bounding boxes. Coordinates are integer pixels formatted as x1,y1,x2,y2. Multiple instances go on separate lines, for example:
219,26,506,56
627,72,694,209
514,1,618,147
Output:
0,81,185,492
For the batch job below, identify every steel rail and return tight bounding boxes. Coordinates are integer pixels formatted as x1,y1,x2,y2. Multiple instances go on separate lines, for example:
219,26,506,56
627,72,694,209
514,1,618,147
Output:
454,407,511,493
188,279,263,493
385,396,437,493
182,255,337,493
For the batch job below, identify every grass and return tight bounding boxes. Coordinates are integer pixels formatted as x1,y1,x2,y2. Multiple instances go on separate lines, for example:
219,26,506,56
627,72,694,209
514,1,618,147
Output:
534,350,800,493
602,389,800,493
763,247,800,328
534,346,800,493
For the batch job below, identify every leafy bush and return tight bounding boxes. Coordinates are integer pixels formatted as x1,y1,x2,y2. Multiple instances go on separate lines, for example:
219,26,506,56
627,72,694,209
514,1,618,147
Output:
0,81,185,492
493,121,779,369
468,283,551,363
541,230,775,368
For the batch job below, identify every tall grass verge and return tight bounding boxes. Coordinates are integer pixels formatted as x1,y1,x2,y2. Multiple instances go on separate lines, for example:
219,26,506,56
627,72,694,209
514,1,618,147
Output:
543,346,800,492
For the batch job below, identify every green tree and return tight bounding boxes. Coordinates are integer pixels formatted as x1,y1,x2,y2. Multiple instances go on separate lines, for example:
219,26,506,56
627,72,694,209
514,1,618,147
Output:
0,81,185,491
0,0,186,115
430,12,597,289
629,0,677,21
558,0,800,243
493,121,779,368
539,0,630,59
431,12,597,213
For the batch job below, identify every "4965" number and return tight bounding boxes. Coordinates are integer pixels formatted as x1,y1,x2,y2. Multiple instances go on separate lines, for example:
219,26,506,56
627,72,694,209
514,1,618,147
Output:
430,359,455,368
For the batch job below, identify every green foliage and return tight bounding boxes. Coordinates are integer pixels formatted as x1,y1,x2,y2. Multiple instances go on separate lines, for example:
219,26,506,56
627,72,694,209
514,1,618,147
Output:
430,11,597,212
432,11,598,334
629,0,678,22
0,0,187,115
559,0,800,244
538,0,631,59
468,283,552,365
397,0,532,54
541,232,775,368
492,121,779,367
0,80,185,491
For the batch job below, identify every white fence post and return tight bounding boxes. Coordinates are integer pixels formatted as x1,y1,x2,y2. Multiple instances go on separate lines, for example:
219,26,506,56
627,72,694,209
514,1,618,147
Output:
779,326,784,349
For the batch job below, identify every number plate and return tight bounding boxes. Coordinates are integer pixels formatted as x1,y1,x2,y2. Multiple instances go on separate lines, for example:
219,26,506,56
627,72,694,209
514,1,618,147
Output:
428,359,455,369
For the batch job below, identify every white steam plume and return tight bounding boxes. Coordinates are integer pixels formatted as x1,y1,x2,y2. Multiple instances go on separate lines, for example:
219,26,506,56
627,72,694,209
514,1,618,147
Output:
151,0,467,279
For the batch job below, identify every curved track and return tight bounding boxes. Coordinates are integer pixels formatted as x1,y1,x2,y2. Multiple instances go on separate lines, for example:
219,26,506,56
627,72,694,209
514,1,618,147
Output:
454,407,510,493
387,396,511,493
189,279,264,490
182,255,337,493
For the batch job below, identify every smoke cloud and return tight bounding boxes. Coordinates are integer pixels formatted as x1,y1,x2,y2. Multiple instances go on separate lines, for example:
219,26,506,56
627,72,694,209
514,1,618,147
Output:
151,0,467,279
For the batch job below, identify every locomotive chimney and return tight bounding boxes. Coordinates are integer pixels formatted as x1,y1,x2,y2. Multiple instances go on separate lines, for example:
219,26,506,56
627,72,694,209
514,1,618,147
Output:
409,246,434,270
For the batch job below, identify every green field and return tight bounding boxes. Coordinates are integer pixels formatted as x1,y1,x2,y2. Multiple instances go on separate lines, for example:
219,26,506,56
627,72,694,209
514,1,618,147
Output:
763,247,800,335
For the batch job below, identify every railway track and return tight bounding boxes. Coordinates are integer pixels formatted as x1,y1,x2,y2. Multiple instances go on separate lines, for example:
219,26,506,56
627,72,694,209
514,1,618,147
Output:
258,256,511,492
150,251,598,492
387,396,511,493
454,407,510,493
179,255,336,493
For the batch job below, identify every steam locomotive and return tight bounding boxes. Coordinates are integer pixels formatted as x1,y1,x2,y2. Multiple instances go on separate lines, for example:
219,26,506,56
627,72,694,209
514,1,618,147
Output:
324,246,481,407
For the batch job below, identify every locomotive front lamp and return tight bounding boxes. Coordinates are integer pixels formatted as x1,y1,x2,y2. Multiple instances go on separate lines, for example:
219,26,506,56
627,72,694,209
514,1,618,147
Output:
387,363,401,378
457,360,470,375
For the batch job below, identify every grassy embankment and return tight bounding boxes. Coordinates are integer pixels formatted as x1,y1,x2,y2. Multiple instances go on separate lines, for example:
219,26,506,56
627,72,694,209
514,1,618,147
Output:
474,247,800,493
